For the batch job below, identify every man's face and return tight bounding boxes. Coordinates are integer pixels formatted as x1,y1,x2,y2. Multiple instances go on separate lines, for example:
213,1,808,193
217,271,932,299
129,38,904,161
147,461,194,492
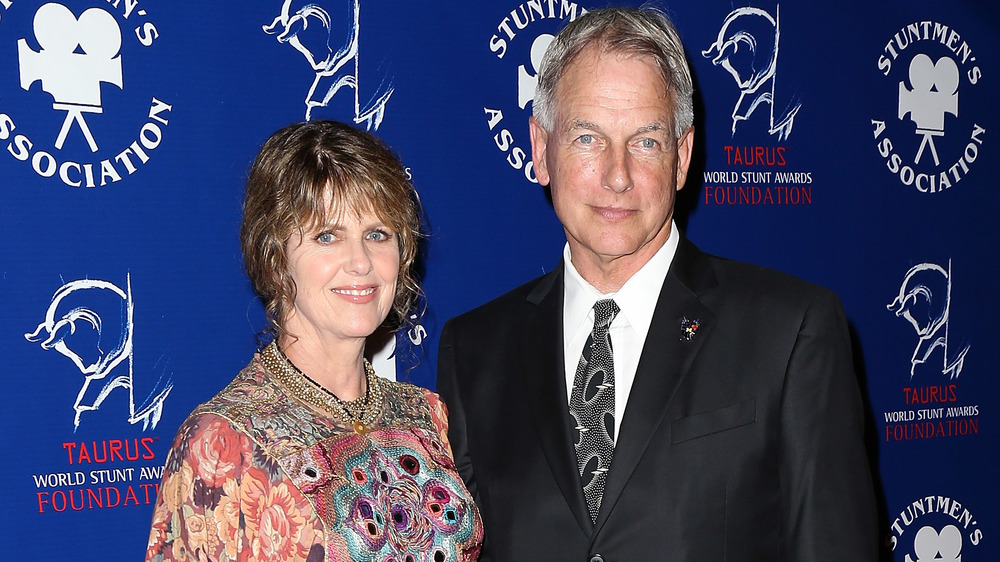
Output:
530,46,693,284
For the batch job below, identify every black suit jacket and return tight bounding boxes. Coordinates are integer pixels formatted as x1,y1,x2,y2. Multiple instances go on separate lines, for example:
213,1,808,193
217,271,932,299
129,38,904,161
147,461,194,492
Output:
438,237,878,561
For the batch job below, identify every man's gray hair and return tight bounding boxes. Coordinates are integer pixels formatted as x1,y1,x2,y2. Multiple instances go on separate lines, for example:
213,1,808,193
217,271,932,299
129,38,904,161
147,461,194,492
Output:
533,6,694,139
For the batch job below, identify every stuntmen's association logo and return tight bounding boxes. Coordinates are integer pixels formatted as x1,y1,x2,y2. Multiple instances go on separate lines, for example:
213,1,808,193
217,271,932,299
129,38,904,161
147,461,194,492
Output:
889,495,983,561
483,1,588,184
0,1,170,188
871,21,985,193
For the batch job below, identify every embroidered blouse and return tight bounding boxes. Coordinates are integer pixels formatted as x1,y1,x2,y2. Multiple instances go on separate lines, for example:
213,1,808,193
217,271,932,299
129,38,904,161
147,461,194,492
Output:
145,346,483,561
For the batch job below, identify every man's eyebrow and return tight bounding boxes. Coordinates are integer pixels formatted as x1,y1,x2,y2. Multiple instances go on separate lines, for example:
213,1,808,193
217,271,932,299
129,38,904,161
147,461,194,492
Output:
563,120,670,135
566,119,600,132
636,122,669,134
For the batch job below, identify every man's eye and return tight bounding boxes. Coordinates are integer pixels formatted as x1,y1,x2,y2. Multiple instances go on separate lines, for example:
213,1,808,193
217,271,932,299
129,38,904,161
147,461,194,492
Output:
577,134,594,144
639,138,658,149
316,232,336,243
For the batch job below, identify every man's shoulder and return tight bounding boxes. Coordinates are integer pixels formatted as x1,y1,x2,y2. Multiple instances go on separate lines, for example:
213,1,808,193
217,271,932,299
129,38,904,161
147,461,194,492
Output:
709,253,812,286
700,250,840,309
444,270,557,330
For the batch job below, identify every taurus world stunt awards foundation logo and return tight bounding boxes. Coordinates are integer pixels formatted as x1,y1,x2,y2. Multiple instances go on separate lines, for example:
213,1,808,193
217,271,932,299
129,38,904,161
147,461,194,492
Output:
1,1,171,187
702,5,801,141
887,261,970,380
698,4,815,208
882,260,979,444
264,0,393,130
871,21,985,193
24,275,173,430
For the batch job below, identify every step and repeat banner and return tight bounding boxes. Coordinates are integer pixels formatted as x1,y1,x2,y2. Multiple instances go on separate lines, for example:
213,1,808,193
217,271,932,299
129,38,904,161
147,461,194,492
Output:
1,0,996,559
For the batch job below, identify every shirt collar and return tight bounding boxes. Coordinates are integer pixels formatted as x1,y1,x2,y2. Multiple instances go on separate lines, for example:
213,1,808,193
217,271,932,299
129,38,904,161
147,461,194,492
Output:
563,222,679,343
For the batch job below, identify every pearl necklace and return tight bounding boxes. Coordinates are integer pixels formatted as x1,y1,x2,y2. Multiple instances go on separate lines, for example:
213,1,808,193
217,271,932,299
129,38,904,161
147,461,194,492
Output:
260,342,383,434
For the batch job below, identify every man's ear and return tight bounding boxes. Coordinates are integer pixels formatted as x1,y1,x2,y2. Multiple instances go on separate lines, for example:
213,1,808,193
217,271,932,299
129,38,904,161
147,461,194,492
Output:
674,126,694,191
529,116,551,186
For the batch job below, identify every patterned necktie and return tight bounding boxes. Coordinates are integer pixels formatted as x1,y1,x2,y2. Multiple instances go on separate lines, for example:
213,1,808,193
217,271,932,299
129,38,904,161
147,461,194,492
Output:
570,298,620,523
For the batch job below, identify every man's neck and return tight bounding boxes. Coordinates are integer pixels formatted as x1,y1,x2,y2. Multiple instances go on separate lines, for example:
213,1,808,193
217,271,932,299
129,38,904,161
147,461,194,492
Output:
569,226,673,293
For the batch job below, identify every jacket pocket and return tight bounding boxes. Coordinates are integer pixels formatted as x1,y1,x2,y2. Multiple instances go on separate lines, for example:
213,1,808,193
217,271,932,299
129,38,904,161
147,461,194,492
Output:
671,398,757,443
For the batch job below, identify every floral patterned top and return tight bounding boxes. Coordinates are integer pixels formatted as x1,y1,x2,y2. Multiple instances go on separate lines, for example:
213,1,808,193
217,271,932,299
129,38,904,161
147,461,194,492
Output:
146,345,483,562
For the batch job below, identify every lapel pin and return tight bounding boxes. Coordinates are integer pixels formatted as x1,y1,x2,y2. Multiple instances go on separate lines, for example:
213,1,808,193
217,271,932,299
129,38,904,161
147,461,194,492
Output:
679,316,701,341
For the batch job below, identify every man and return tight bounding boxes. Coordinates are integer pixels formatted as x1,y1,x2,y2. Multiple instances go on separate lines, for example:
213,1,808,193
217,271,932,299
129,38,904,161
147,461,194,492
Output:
438,7,877,561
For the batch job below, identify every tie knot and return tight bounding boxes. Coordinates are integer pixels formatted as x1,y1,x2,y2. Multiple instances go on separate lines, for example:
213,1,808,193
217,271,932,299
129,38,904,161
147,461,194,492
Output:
592,299,619,329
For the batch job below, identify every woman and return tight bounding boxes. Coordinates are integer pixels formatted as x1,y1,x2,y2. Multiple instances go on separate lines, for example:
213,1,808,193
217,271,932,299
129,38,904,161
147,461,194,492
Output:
146,121,483,561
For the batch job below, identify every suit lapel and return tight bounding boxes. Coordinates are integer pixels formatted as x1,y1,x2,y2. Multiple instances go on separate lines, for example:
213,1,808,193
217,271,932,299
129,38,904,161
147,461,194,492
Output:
519,267,594,534
595,237,718,531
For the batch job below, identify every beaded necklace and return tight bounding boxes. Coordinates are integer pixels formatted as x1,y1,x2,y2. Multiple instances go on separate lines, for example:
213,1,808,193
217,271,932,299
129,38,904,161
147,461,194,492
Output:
260,342,383,434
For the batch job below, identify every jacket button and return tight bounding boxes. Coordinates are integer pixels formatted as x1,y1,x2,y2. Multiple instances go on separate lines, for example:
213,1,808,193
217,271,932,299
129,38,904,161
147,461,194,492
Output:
589,555,605,562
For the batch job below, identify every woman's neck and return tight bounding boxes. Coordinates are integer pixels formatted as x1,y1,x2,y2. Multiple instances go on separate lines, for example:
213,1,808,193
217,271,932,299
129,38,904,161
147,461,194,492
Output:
277,334,367,401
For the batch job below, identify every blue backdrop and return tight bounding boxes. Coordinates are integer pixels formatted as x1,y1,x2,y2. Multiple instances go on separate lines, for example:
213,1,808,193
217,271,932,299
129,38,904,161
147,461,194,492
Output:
2,0,996,559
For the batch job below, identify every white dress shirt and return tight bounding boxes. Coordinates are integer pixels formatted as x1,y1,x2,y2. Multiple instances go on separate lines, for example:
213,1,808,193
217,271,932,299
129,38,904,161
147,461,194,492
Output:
563,223,679,443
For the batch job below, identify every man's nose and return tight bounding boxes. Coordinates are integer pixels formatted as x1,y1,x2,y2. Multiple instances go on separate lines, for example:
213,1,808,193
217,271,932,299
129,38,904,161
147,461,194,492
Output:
602,145,633,193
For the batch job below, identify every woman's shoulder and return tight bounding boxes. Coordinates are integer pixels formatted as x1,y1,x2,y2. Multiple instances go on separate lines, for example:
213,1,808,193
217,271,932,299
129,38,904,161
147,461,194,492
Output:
379,378,446,414
379,377,435,400
193,354,283,418
184,354,337,454
162,357,270,448
377,378,442,430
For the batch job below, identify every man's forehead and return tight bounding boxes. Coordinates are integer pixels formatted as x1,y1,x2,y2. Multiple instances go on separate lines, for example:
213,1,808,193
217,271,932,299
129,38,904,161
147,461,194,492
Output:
538,44,678,137
563,44,664,80
554,48,671,102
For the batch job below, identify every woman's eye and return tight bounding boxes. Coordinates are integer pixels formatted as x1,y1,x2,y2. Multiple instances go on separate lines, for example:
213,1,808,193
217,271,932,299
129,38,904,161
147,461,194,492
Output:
316,232,336,244
367,229,391,242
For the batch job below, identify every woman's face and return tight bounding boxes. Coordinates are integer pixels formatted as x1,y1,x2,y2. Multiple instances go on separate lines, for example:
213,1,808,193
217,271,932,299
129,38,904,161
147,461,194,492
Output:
282,204,400,346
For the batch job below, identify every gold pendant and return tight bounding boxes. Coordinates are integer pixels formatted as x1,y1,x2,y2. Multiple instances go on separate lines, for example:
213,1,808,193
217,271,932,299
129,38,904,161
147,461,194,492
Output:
353,420,368,435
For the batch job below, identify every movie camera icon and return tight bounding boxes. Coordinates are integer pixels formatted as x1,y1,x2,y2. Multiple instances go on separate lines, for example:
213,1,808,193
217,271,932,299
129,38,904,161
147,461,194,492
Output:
17,3,124,152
